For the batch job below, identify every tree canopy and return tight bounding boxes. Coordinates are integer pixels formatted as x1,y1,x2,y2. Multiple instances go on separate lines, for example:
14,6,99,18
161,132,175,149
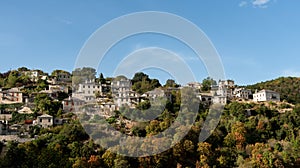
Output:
131,72,161,94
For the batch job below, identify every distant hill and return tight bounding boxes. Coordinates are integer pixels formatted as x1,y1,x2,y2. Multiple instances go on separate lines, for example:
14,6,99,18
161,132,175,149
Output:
246,77,300,104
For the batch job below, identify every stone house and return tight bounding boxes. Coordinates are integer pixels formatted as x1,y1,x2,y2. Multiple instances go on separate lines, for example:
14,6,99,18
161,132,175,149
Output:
234,88,252,100
0,87,23,104
62,97,86,112
37,114,53,128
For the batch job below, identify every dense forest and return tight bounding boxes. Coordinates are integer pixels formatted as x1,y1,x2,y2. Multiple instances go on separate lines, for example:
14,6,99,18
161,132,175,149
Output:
1,98,300,167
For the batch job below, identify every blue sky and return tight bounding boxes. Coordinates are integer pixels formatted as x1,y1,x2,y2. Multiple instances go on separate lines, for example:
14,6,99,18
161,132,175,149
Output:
1,0,300,85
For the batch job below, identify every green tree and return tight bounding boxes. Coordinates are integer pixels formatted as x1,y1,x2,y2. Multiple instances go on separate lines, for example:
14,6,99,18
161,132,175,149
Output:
132,72,149,84
36,78,48,91
164,79,179,88
6,70,18,88
99,73,106,84
131,72,161,94
72,67,96,85
201,77,216,92
51,69,70,77
34,93,62,116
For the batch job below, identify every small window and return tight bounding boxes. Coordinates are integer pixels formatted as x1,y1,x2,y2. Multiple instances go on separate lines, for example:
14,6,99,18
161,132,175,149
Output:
40,119,42,122
48,119,51,122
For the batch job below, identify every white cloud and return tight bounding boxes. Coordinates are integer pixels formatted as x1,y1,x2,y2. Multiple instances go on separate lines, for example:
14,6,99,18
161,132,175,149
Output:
57,18,73,25
239,1,248,7
239,0,272,8
252,0,271,8
282,69,300,77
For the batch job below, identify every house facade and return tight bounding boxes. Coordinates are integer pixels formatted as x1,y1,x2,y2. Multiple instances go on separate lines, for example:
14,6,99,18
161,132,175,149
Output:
24,70,40,82
72,80,102,102
253,89,280,102
198,93,212,105
218,80,235,88
37,114,53,128
234,88,252,100
111,78,141,107
0,88,23,104
142,88,165,99
208,80,235,105
212,95,227,105
56,71,71,83
187,82,202,90
62,97,86,112
48,84,68,93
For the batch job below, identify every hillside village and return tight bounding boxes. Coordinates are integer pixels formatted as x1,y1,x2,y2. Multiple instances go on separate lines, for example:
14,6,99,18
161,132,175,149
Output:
1,67,300,167
0,67,285,142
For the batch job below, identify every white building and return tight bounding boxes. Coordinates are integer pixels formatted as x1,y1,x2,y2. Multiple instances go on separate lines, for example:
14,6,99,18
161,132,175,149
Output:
111,77,141,107
37,114,53,128
72,80,102,102
212,95,227,105
24,70,40,82
234,88,252,100
142,88,165,99
253,89,280,102
218,80,235,88
187,82,202,90
217,80,235,99
48,84,68,93
209,80,234,105
198,93,212,105
98,102,117,115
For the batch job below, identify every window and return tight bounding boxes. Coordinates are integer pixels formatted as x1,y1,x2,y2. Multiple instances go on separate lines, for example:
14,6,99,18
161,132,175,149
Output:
40,119,42,122
48,119,51,122
88,85,90,88
83,85,85,88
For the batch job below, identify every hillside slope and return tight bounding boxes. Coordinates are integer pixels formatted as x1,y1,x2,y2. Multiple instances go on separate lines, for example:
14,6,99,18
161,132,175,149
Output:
246,77,300,104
